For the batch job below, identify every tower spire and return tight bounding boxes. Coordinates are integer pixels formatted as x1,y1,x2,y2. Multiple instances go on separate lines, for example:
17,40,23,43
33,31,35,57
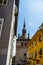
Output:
23,19,25,28
22,18,26,37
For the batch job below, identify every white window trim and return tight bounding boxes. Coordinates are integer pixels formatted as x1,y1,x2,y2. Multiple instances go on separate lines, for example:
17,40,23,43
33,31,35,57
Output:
0,0,8,6
14,4,18,15
0,18,4,37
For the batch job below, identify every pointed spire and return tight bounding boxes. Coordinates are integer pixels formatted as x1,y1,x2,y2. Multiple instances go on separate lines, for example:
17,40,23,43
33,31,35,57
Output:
22,18,26,37
23,18,25,28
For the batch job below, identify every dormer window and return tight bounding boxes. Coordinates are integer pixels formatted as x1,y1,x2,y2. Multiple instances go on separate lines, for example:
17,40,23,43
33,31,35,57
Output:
39,35,42,42
34,40,37,45
39,48,42,58
0,18,4,37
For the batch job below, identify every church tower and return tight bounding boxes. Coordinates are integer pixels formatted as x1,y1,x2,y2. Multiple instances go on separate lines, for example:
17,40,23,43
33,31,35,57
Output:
14,19,30,65
18,19,30,39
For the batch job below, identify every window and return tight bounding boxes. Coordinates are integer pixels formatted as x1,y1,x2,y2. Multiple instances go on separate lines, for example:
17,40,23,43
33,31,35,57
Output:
33,62,35,65
39,35,42,42
29,53,32,58
24,53,26,56
0,18,4,37
29,53,33,58
35,51,37,58
31,44,33,48
17,63,20,65
25,43,26,46
0,0,8,5
34,40,37,45
21,42,27,47
31,52,33,58
39,48,42,57
21,43,23,46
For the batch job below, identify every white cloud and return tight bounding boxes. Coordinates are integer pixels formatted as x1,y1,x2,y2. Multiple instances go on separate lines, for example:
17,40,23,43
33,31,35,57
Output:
29,22,32,26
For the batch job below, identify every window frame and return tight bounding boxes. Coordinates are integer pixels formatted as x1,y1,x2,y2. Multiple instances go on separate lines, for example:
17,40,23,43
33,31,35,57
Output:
0,18,4,37
0,0,8,6
39,35,42,42
35,51,37,58
34,40,37,45
39,48,42,58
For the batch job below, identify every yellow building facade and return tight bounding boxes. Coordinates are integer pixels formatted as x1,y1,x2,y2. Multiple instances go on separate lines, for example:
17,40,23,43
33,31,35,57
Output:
27,23,43,65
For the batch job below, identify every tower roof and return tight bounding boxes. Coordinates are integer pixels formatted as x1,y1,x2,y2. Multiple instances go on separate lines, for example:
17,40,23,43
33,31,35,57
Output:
17,18,30,40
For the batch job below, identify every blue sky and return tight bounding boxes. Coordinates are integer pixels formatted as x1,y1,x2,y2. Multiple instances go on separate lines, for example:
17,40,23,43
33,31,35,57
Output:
17,0,43,38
